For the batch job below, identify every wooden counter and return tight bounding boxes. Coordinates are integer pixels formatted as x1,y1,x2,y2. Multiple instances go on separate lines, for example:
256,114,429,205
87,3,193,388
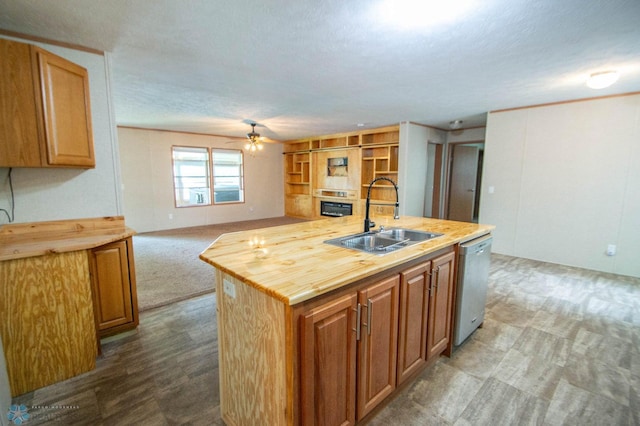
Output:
199,215,494,425
0,216,137,396
0,216,136,261
199,215,493,305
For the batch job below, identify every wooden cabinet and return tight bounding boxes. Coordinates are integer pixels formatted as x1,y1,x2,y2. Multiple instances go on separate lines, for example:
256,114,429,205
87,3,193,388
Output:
301,293,357,426
301,274,401,424
356,275,399,419
397,261,431,384
397,251,455,383
426,252,455,360
89,237,139,337
0,37,95,168
300,248,454,425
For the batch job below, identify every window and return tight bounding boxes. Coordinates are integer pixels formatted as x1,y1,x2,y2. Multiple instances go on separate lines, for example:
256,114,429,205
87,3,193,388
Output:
172,146,211,207
171,146,244,207
212,149,244,204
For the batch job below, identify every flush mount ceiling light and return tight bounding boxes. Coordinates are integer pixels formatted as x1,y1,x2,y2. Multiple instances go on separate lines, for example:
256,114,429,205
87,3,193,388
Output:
586,71,619,89
449,120,463,130
244,123,264,153
372,0,476,30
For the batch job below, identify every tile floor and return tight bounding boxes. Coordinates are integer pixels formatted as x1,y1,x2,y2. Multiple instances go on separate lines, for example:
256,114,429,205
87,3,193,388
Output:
11,254,640,425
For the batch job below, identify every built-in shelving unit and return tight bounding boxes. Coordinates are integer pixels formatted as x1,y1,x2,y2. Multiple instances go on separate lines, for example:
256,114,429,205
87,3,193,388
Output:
361,144,399,202
285,152,310,192
283,125,400,218
284,152,312,218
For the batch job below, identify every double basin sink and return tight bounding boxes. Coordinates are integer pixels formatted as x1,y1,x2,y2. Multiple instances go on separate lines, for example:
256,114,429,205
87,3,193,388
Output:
324,228,443,255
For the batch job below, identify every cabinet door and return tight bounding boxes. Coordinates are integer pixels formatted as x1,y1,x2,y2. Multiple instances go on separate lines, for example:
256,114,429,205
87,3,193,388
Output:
89,239,136,334
357,275,399,420
285,194,313,218
426,252,455,360
0,38,42,167
35,47,95,167
397,261,430,384
301,293,357,426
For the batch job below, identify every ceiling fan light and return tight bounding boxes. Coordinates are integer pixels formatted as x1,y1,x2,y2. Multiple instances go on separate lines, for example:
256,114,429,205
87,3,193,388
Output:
449,120,463,130
586,71,619,89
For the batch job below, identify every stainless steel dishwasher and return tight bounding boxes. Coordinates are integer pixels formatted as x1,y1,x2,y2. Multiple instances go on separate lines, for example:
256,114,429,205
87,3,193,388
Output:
454,234,493,346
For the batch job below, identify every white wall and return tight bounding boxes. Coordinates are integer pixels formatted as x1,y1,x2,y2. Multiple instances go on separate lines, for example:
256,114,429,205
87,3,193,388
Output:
118,127,284,232
447,126,486,143
480,94,640,278
0,35,122,225
398,122,446,216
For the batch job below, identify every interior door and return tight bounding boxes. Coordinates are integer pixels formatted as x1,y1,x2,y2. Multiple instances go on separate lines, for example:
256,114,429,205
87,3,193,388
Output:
447,145,479,222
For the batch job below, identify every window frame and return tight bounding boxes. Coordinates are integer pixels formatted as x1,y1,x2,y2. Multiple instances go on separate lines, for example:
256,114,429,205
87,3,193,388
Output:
171,145,245,208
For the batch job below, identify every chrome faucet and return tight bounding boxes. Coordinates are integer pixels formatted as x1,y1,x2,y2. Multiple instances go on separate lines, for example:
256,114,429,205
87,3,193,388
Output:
364,177,400,232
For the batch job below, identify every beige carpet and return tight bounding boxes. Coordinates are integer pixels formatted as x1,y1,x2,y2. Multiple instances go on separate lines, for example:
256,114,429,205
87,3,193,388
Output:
133,216,306,311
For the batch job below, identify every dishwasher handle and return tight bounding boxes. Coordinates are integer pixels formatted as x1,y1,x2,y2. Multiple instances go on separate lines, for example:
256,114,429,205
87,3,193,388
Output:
460,235,493,255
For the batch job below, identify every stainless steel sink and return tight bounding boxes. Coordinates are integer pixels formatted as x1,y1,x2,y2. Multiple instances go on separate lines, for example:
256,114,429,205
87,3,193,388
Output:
378,228,442,242
324,228,443,255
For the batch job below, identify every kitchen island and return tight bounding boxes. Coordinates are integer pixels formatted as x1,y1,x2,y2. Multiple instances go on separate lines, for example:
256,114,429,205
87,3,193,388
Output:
199,216,493,426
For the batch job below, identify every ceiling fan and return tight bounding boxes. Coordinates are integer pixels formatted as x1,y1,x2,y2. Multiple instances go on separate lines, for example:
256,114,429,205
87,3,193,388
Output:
245,123,264,153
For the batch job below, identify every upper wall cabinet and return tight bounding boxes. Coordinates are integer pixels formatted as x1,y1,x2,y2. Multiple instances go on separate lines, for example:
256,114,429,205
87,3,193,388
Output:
0,38,95,168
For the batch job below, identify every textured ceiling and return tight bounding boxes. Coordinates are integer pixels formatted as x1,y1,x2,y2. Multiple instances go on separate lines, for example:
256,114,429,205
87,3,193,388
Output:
1,0,639,141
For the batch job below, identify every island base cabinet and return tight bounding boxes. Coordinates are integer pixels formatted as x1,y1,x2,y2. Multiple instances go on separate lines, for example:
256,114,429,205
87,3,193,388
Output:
300,275,400,425
301,294,358,426
356,275,399,420
397,261,431,384
426,252,455,360
89,237,139,337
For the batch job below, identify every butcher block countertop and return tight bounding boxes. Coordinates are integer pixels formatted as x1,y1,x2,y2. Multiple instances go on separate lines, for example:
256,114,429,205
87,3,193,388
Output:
199,216,494,305
0,216,136,261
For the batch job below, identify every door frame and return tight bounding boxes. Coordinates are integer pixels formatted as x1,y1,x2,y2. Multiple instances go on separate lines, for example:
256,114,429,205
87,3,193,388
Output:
425,143,444,218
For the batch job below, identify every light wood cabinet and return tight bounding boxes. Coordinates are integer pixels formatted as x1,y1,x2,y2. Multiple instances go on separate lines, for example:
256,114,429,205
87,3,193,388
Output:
0,37,95,168
89,237,139,337
0,251,98,397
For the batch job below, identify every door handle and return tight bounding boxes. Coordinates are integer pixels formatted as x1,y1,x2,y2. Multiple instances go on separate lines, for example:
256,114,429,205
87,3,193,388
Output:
361,299,372,336
367,299,372,336
354,304,361,341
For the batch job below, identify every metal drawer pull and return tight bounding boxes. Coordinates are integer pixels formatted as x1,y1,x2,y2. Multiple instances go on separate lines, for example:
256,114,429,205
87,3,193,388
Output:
367,299,372,335
355,304,361,341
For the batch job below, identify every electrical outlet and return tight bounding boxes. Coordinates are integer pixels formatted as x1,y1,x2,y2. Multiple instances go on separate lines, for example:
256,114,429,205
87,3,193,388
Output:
606,244,616,256
168,213,173,220
223,279,236,298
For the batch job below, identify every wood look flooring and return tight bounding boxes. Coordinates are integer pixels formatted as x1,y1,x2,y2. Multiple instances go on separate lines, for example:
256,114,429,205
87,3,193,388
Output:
12,254,640,425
